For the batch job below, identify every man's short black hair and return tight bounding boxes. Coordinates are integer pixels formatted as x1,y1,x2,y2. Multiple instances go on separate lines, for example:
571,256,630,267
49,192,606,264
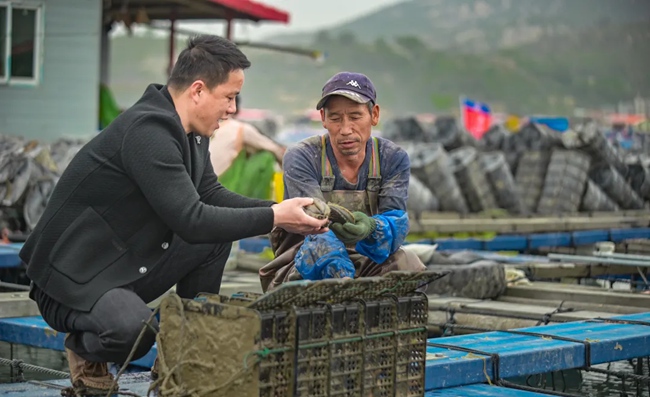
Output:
168,35,251,91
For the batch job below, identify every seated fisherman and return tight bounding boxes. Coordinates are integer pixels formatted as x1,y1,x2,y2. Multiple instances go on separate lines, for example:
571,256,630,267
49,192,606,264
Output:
259,71,425,292
209,95,286,200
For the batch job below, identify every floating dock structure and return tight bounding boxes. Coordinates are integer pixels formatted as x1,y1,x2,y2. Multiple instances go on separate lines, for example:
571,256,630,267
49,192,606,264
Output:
2,222,650,396
1,305,650,395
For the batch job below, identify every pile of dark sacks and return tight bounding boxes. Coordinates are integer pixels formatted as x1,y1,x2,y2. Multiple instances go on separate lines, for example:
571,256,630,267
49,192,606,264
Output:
0,134,87,235
384,116,650,218
387,115,650,301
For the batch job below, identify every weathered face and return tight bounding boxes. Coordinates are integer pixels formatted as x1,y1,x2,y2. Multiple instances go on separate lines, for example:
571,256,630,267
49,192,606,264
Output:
321,95,380,157
189,69,244,138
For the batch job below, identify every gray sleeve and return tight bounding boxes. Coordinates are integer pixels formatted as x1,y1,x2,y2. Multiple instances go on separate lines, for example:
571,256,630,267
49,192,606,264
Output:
282,144,324,200
378,146,410,213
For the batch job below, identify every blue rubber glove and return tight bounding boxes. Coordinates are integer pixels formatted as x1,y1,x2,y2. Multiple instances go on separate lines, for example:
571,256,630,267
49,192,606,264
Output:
295,231,356,280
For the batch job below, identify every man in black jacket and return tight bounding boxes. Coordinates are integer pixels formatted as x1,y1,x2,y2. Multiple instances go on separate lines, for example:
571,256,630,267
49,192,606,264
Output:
19,35,328,394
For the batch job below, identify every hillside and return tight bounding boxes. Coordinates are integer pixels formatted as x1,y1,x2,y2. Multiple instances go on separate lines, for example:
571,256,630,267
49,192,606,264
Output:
267,0,650,53
108,18,650,118
245,18,650,115
501,19,650,107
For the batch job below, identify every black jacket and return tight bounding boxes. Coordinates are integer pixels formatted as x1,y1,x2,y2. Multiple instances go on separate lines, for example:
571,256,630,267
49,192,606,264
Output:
21,84,275,311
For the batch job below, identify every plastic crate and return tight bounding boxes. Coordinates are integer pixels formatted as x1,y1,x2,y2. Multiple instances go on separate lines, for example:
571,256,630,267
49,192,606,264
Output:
156,271,446,397
328,301,364,396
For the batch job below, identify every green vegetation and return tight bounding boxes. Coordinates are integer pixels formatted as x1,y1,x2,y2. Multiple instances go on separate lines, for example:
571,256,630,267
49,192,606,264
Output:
109,0,650,118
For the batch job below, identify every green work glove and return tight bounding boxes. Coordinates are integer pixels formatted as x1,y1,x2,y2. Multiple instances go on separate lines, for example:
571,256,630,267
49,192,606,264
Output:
330,212,377,245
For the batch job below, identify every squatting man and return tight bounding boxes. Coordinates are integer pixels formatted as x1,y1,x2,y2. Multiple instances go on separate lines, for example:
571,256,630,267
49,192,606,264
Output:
19,34,328,394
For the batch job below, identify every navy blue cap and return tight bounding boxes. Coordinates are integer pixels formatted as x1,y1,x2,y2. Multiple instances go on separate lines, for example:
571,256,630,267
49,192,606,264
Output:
316,71,377,110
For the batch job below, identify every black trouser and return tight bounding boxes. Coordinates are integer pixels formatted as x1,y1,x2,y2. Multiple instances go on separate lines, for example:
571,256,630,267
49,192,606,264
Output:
32,237,231,364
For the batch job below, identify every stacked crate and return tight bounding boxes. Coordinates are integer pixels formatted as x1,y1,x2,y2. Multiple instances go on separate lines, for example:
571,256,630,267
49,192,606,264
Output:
156,271,444,397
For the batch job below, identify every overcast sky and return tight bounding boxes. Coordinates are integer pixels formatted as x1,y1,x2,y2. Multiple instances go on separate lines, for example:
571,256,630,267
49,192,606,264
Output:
177,0,406,40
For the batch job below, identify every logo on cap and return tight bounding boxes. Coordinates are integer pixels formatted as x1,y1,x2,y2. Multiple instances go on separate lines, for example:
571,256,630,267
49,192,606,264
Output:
316,71,377,110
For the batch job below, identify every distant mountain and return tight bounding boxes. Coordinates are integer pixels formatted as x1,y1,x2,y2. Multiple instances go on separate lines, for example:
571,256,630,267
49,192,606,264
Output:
108,3,650,119
267,0,650,53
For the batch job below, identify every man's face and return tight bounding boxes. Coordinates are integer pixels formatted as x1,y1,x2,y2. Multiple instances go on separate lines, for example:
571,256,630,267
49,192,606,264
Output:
321,96,380,157
190,69,244,138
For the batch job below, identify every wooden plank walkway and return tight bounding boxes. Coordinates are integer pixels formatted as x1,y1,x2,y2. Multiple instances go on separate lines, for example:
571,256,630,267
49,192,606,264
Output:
411,211,650,234
505,282,650,308
0,292,39,319
426,294,639,335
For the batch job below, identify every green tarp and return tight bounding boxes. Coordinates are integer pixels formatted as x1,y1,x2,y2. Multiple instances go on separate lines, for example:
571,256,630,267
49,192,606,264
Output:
99,84,122,129
218,150,276,200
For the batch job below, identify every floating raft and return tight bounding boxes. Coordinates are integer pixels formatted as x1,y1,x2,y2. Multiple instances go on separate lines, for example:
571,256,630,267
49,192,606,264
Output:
505,282,650,308
3,227,650,274
425,312,650,390
0,372,153,397
2,311,650,395
0,375,564,397
431,227,650,251
411,210,650,234
0,244,22,268
0,316,157,370
426,293,650,336
235,228,650,260
4,281,649,363
0,376,559,397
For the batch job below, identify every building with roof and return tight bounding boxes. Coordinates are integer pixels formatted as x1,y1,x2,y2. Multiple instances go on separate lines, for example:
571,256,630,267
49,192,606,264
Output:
0,0,289,140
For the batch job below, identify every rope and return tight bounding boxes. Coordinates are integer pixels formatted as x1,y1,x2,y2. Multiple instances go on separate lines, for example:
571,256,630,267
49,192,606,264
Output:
0,356,69,381
434,325,593,367
0,351,149,396
107,307,160,397
498,379,585,397
536,300,572,326
428,323,595,386
428,336,648,394
151,293,428,396
584,365,650,384
429,323,650,395
150,294,297,396
433,300,573,336
147,294,196,397
443,308,457,336
493,329,591,368
432,305,572,325
426,342,501,384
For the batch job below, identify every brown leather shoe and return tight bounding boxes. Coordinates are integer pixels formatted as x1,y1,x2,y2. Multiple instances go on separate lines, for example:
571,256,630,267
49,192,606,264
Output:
65,347,116,395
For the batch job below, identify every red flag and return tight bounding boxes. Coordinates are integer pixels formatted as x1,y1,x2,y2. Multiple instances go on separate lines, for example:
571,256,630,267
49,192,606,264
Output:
462,99,492,139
